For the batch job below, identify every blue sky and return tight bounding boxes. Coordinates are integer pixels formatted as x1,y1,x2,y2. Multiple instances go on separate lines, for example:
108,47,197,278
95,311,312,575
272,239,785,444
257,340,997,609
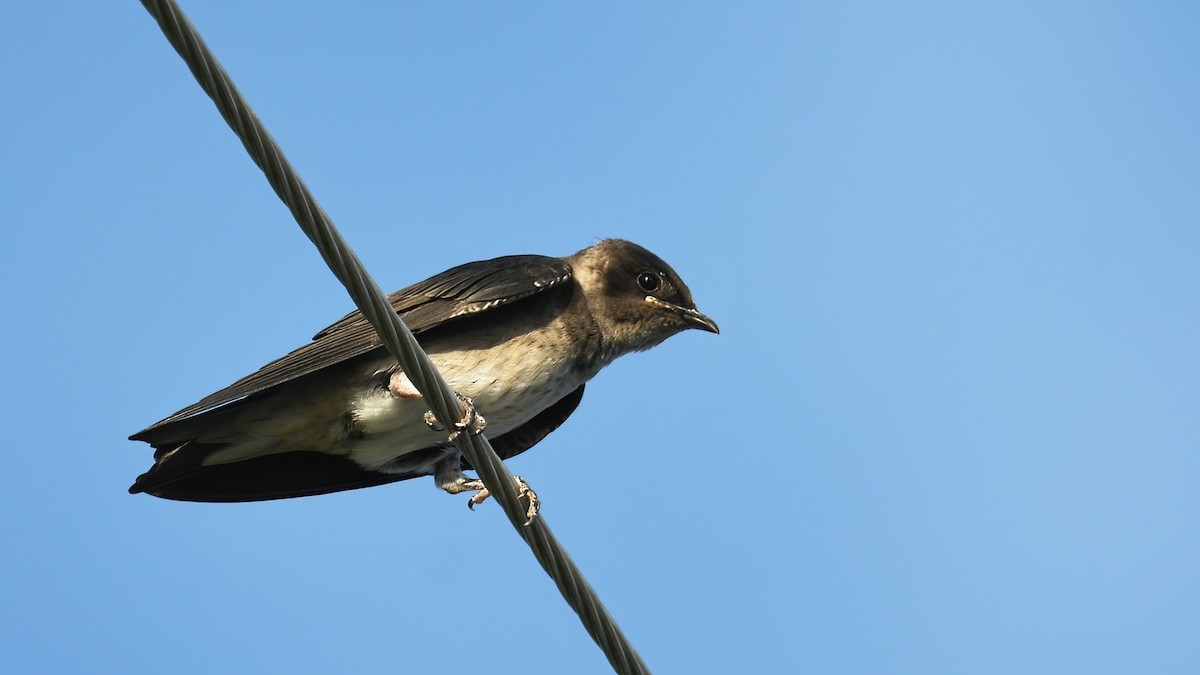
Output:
2,2,1198,673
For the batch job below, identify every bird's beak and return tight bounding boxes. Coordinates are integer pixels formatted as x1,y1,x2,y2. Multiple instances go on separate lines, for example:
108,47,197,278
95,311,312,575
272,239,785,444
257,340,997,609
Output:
684,308,720,334
646,297,720,334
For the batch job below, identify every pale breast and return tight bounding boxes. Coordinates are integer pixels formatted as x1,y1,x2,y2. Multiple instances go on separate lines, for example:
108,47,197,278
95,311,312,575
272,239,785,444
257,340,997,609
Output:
346,331,588,472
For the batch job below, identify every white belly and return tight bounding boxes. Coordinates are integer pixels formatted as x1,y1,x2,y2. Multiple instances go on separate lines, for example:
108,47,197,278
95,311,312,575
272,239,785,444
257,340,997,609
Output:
347,341,584,472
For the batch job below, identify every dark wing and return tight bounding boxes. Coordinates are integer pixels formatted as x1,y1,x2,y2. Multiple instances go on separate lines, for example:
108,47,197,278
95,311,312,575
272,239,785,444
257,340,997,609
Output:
133,254,572,434
131,385,586,502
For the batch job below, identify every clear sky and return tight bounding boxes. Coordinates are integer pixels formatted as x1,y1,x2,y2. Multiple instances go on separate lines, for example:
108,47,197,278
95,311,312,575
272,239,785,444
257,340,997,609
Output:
2,2,1198,673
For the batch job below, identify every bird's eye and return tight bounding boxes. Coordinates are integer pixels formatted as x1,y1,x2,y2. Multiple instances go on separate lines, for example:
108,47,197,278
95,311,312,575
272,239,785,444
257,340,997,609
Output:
637,271,661,293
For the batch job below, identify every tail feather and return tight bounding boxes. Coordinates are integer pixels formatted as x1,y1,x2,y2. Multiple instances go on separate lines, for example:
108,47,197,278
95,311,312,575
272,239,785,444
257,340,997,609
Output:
129,442,415,502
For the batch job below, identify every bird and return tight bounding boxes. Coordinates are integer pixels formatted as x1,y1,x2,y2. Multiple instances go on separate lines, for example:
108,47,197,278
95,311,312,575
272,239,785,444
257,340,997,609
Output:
129,239,718,504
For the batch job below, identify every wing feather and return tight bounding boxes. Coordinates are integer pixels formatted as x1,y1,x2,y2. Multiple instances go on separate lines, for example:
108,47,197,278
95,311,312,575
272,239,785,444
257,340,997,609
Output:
133,254,572,435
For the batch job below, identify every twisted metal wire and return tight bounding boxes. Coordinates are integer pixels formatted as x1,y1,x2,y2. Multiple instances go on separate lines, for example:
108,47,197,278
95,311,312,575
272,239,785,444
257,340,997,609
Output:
137,2,649,673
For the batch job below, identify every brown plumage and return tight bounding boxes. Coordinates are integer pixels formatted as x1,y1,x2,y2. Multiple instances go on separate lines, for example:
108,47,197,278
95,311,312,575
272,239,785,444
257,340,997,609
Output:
129,239,718,502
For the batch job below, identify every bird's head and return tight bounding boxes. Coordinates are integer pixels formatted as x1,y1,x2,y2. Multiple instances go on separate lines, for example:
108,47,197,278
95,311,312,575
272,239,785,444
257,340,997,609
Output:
570,239,719,356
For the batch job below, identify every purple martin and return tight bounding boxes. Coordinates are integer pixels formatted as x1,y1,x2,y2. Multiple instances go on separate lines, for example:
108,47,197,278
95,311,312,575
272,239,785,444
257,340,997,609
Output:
129,239,718,502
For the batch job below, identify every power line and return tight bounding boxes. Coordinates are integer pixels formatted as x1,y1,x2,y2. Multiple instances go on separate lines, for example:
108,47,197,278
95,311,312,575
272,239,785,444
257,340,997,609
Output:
135,2,650,673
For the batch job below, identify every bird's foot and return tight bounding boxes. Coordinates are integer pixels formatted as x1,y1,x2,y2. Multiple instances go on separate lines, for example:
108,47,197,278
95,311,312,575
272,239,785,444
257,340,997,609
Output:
438,474,487,495
433,444,538,525
467,475,540,525
423,393,486,441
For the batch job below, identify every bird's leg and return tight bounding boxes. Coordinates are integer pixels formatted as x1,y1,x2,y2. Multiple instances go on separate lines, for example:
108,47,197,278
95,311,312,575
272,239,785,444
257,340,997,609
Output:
466,475,540,525
427,395,536,523
447,393,486,442
468,475,540,525
423,393,486,440
433,456,540,525
434,455,486,494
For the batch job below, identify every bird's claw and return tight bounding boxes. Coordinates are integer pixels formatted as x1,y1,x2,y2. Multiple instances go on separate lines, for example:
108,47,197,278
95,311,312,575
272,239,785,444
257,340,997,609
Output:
467,475,540,526
424,393,486,441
